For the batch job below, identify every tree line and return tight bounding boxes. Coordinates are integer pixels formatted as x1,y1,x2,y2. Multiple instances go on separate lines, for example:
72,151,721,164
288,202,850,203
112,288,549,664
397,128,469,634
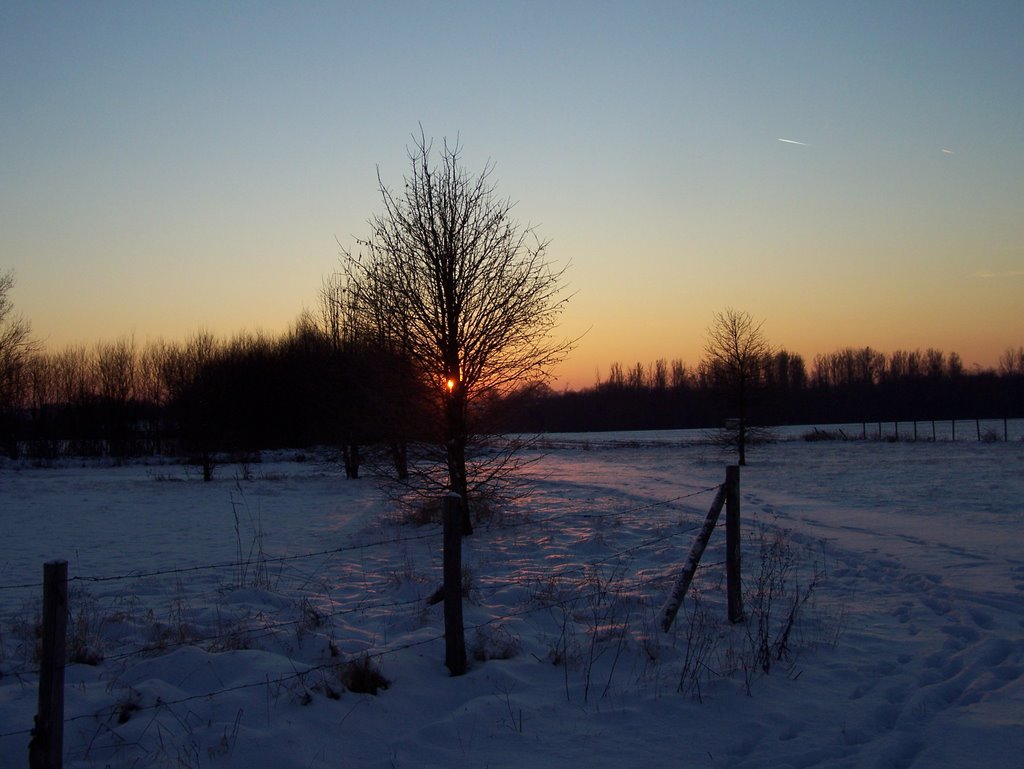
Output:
0,309,434,468
2,300,1022,463
3,276,1022,465
497,344,1024,435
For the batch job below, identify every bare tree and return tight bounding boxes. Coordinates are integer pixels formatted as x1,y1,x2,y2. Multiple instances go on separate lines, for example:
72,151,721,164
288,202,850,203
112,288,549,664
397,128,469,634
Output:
0,271,37,456
342,131,572,531
999,346,1024,376
95,335,138,457
703,309,772,466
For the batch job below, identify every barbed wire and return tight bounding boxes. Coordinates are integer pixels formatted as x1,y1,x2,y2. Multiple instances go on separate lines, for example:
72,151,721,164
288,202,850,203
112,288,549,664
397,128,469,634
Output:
0,478,735,744
0,559,708,741
0,512,739,745
0,483,723,594
1,481,725,676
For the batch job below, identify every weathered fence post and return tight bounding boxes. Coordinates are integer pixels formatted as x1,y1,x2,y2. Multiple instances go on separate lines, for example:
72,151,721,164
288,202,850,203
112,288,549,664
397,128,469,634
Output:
659,484,727,632
725,465,745,623
29,559,67,769
442,494,467,676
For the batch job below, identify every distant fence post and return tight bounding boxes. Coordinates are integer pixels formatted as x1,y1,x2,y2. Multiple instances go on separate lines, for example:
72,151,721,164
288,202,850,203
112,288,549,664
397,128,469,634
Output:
725,465,745,623
29,559,67,769
442,494,467,676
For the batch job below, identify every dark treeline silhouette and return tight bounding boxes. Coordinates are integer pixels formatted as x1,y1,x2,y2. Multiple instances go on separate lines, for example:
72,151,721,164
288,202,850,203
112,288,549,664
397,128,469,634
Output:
495,346,1024,434
3,335,1022,462
0,314,432,468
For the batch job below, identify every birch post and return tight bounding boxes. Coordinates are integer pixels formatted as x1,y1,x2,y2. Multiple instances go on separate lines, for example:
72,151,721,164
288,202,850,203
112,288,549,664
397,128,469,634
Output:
659,485,727,632
442,494,467,676
29,559,67,769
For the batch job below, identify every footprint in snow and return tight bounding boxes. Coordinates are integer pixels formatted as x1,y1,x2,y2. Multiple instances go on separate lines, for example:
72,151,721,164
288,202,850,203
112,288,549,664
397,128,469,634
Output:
968,608,994,629
892,603,913,623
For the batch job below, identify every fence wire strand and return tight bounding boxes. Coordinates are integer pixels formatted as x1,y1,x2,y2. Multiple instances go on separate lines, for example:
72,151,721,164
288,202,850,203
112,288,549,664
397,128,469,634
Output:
1,479,732,744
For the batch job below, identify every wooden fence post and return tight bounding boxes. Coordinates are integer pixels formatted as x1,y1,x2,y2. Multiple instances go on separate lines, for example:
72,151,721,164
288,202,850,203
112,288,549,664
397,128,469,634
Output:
29,559,67,769
442,494,467,676
659,484,727,632
725,466,745,623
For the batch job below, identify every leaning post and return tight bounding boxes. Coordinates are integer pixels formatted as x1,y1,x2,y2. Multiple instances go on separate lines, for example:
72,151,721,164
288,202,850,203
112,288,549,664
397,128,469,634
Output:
660,484,727,632
29,559,68,769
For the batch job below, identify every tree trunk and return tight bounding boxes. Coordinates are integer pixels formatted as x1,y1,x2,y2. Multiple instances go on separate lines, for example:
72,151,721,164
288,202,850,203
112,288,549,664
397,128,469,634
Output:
343,442,360,479
737,419,747,466
391,442,409,480
444,384,472,535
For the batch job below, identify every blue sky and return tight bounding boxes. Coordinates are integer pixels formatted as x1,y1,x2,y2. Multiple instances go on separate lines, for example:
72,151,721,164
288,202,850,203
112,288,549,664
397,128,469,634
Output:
3,1,1022,386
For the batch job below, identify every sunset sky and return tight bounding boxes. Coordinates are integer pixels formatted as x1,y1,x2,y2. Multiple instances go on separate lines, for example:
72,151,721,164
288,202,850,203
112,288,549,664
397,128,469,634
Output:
3,1,1021,389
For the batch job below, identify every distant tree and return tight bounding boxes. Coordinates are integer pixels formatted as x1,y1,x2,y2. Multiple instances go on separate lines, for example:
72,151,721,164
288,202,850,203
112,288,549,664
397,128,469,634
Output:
166,331,219,480
320,272,424,481
605,362,625,390
650,358,669,391
626,362,646,391
0,271,37,457
947,351,964,378
670,358,691,390
95,335,138,457
999,346,1024,376
703,308,772,465
341,131,572,532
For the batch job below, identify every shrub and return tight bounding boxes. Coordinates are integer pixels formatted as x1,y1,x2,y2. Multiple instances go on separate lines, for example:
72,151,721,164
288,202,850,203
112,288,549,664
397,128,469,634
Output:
341,655,389,695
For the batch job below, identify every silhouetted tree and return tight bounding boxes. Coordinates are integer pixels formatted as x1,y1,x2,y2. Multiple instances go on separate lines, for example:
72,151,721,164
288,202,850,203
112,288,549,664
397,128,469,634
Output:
703,309,772,465
95,336,138,458
999,346,1024,376
0,271,36,457
341,131,572,531
320,272,424,480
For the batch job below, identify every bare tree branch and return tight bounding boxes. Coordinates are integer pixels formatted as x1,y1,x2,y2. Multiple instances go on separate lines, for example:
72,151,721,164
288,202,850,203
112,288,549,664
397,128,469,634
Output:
339,133,574,526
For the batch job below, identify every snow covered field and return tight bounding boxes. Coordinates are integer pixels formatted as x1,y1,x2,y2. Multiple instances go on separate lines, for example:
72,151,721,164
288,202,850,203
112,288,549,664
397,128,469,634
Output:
2,428,1022,768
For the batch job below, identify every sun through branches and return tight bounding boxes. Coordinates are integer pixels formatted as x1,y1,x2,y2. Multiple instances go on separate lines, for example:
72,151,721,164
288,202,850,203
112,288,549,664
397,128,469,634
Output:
339,130,573,531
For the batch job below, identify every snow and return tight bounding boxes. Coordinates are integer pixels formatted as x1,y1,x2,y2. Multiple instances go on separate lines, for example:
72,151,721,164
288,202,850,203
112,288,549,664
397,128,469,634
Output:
2,429,1023,768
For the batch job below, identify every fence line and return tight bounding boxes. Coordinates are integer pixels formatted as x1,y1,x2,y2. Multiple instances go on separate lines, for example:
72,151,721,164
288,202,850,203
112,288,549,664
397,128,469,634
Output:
2,483,725,653
1,501,718,680
2,561,704,745
78,497,715,671
3,480,731,753
0,483,723,595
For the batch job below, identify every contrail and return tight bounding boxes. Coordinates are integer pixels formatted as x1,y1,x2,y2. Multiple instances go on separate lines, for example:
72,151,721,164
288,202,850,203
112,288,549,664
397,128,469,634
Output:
777,138,810,146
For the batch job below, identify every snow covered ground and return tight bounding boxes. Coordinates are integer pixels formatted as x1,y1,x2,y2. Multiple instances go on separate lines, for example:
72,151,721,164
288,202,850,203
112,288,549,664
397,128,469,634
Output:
1,427,1022,768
